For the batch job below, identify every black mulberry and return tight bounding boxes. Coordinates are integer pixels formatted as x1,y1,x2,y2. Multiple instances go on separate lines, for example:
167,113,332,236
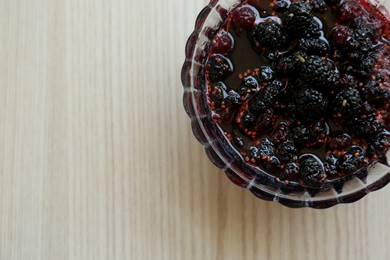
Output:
207,54,233,83
250,19,290,50
332,87,362,118
295,88,328,118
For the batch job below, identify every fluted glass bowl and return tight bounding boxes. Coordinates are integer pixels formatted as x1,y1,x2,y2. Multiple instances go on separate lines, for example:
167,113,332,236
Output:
181,0,390,208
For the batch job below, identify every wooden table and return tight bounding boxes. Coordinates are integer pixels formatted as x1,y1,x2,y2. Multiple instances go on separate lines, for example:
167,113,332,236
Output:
0,0,389,259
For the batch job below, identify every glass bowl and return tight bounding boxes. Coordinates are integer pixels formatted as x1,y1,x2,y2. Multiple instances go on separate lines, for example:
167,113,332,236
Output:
181,0,390,208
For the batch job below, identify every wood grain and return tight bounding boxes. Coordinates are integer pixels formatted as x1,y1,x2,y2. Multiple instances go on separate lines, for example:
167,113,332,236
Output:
0,0,389,259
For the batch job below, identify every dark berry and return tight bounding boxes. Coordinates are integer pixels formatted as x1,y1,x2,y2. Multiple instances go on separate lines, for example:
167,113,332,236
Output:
277,141,298,163
263,51,281,63
248,81,281,115
344,116,384,137
299,154,326,188
296,18,322,38
282,2,313,31
250,19,290,50
210,30,234,55
270,121,290,145
339,73,358,89
241,75,259,89
237,76,259,98
336,145,367,176
324,155,338,177
274,0,290,12
290,120,310,148
298,37,329,56
224,90,241,108
255,66,275,83
207,54,233,83
366,133,390,159
306,119,329,148
290,119,328,148
327,131,352,151
332,87,362,118
352,27,379,52
295,88,328,118
359,102,376,117
256,108,276,132
237,109,276,140
279,163,300,181
298,55,339,87
274,53,301,77
330,25,379,61
209,82,228,108
241,112,256,128
246,146,259,162
232,5,257,28
258,138,281,171
308,0,327,13
362,80,390,109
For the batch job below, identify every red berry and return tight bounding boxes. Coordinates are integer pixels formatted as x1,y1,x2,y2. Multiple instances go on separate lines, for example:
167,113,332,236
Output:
232,6,256,28
210,30,234,55
336,0,367,24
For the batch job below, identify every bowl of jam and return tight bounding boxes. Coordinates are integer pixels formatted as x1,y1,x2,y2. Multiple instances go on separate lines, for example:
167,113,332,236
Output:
182,0,390,208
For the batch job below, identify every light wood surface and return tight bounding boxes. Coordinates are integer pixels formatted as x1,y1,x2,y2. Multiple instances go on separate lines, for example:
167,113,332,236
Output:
0,0,389,259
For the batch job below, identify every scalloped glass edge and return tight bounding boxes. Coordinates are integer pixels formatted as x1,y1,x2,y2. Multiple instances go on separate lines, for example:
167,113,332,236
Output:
182,0,390,209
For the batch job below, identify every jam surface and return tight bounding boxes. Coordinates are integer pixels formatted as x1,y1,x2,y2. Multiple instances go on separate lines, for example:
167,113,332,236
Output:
205,0,390,192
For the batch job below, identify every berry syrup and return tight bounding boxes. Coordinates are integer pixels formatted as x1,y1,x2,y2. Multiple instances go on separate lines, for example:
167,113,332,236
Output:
205,0,390,191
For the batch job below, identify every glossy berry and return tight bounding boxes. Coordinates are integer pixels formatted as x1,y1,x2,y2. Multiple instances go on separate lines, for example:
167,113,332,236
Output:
295,88,328,118
298,55,339,87
210,30,234,55
224,90,241,108
344,116,384,137
277,141,298,163
290,120,310,148
309,0,327,13
237,75,259,98
255,66,275,83
241,112,256,128
232,5,257,28
299,154,326,188
237,109,276,140
366,133,390,159
263,51,281,63
296,18,322,38
298,37,329,56
361,80,390,109
250,19,290,50
207,54,233,83
336,145,367,176
327,131,352,151
331,25,379,61
282,2,313,31
332,87,362,118
306,119,329,148
209,82,228,108
336,0,367,24
274,0,289,12
274,53,301,77
270,121,290,145
290,119,328,148
248,81,281,115
279,163,300,181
